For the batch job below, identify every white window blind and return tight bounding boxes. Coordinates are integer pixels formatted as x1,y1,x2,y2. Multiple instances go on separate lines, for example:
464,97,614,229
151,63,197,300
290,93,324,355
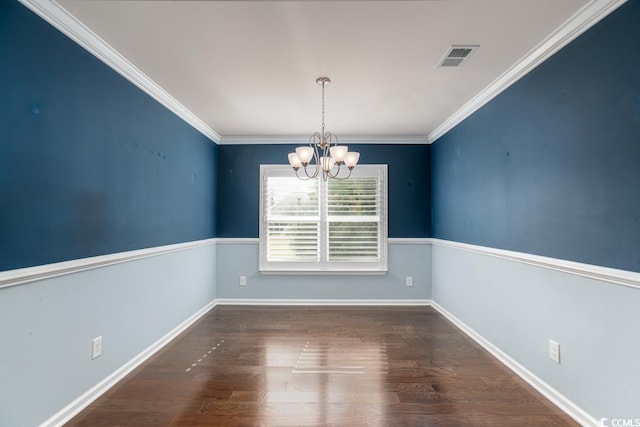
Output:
260,165,387,273
327,178,380,262
264,176,320,262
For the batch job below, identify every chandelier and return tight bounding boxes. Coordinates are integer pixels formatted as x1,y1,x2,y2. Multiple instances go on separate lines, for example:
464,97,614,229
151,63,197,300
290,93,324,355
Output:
287,77,360,180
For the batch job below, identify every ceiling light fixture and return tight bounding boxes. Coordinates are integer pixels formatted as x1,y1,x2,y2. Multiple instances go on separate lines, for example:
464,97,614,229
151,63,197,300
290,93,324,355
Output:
288,77,359,180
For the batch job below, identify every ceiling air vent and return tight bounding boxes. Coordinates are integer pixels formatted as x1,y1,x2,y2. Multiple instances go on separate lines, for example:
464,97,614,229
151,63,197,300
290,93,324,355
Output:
438,45,479,68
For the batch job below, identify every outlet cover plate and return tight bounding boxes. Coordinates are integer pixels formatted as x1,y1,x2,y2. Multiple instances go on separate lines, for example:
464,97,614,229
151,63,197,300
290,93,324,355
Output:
92,336,103,359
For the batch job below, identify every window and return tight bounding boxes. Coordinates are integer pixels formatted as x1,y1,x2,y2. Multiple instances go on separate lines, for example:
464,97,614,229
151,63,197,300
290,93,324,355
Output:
259,164,387,273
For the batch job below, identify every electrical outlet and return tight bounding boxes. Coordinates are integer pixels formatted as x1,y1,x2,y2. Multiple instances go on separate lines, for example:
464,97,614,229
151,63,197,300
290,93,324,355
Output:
91,336,103,360
239,276,247,286
549,339,560,364
405,276,413,287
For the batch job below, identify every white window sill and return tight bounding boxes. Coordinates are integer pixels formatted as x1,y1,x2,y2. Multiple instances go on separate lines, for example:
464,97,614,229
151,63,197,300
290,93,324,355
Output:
259,269,388,276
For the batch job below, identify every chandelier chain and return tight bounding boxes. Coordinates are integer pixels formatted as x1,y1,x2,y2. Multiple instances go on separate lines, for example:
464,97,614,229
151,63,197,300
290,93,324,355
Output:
321,80,325,135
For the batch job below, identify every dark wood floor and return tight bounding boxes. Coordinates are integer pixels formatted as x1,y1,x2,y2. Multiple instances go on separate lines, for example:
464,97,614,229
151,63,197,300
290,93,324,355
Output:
67,306,577,426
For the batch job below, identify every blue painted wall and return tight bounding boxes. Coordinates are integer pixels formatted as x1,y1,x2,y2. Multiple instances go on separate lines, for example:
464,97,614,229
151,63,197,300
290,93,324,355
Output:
432,0,640,272
0,0,217,272
217,144,431,238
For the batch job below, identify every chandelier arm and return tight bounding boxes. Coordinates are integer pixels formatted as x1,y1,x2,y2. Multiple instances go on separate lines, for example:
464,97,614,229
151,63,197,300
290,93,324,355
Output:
325,132,337,147
310,132,321,146
313,140,321,168
314,138,321,157
327,162,341,178
303,142,321,179
302,162,320,179
331,167,353,180
319,142,329,181
295,168,313,181
299,132,321,179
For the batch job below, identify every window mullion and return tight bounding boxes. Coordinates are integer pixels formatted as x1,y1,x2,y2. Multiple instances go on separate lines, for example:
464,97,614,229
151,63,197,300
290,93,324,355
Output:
320,178,328,269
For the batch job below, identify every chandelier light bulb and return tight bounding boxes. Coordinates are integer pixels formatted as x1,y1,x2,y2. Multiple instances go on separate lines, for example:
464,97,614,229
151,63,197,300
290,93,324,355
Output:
344,151,360,169
288,152,302,169
329,145,348,163
295,146,314,165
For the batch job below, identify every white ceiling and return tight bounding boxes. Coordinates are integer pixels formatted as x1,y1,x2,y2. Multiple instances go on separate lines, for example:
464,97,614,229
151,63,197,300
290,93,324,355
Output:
54,0,597,142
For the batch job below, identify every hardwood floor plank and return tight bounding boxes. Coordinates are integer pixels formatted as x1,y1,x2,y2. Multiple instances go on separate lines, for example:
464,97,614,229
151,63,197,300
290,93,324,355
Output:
66,306,578,426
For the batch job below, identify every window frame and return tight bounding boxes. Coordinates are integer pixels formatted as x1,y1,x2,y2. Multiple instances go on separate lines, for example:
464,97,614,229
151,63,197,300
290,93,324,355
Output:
259,164,388,274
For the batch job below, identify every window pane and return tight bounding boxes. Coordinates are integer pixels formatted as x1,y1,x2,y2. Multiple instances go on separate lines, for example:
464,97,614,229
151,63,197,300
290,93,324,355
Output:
266,177,319,217
328,177,379,216
328,221,380,261
267,222,319,262
264,175,320,263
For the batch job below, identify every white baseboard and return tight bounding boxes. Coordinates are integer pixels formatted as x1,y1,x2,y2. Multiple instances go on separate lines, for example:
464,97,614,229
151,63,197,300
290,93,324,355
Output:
430,301,598,427
215,298,432,306
40,299,217,427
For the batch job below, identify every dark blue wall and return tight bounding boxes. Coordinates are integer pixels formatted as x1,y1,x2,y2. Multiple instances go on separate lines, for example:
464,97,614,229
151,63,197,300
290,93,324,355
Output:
432,0,640,272
217,144,431,238
0,1,217,271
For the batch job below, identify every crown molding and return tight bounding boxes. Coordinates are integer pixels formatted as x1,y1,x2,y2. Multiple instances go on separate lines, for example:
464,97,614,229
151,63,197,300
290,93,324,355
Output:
218,135,430,145
427,0,629,143
16,0,627,147
18,0,221,144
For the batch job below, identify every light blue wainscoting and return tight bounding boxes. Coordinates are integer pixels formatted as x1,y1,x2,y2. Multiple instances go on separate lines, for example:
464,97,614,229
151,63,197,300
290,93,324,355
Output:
0,242,217,427
431,242,640,423
216,240,431,302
